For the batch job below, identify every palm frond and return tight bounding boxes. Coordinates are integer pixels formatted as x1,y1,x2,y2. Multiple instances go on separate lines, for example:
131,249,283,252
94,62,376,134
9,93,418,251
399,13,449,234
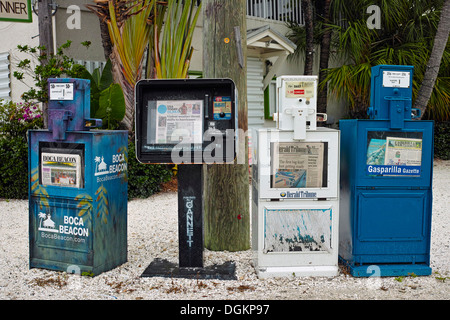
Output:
154,0,201,79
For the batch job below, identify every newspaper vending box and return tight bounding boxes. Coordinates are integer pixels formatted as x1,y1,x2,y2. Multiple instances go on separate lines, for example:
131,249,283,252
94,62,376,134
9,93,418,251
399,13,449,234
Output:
252,76,340,278
339,65,434,277
135,79,238,277
28,78,128,276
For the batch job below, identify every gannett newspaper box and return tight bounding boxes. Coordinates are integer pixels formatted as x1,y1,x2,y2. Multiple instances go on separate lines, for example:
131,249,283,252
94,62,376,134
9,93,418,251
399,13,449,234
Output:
135,78,238,276
28,78,128,276
252,76,340,278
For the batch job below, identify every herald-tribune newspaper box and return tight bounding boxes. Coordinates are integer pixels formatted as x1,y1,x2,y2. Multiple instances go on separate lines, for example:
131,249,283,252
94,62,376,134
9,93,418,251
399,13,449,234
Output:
252,76,340,278
28,78,128,276
339,65,434,277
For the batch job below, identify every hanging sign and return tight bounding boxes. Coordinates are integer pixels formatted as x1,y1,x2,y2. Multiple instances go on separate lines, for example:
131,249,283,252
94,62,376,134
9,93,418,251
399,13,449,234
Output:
0,0,32,23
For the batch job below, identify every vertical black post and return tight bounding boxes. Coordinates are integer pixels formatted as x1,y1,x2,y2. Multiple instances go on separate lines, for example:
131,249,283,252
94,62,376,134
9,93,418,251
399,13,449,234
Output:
177,164,204,268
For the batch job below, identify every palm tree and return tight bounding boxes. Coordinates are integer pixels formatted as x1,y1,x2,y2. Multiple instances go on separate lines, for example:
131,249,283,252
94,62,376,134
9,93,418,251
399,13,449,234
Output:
300,0,314,75
94,156,101,173
88,0,201,131
414,0,450,119
323,0,450,120
88,0,162,131
317,0,332,115
152,0,201,79
287,0,333,113
38,212,46,228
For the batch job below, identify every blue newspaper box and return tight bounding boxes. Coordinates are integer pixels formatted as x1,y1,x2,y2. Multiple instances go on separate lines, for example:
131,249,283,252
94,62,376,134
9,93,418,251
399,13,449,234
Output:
339,65,434,277
28,78,128,276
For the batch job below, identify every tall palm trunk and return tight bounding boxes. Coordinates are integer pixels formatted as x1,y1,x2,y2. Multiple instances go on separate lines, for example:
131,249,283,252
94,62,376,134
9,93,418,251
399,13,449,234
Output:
99,19,113,60
110,51,136,130
302,0,314,75
414,0,450,119
317,0,331,115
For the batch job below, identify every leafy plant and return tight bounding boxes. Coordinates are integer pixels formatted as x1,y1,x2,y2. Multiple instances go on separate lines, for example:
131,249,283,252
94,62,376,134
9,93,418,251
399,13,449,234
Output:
127,140,173,199
0,137,29,199
81,271,95,277
434,271,450,282
13,40,87,104
288,0,450,120
0,100,44,199
89,0,160,131
80,59,126,129
153,0,201,79
14,40,126,129
0,100,43,139
88,0,201,130
434,121,450,160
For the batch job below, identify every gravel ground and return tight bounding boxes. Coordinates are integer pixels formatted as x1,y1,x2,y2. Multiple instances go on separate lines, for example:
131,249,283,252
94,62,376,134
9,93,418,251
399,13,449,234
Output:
0,160,449,301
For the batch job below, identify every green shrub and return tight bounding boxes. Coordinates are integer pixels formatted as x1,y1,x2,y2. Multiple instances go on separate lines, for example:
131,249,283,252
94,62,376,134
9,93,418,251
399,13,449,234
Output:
0,100,43,139
127,140,173,199
434,121,450,160
0,137,29,199
0,100,43,199
14,41,126,130
13,41,88,104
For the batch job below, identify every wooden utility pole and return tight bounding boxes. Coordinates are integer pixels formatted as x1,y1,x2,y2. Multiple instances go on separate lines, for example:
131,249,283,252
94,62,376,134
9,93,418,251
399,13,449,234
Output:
38,0,54,128
202,0,249,251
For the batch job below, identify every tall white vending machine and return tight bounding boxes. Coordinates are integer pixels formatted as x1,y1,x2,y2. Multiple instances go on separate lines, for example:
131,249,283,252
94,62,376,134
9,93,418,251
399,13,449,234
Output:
252,76,340,278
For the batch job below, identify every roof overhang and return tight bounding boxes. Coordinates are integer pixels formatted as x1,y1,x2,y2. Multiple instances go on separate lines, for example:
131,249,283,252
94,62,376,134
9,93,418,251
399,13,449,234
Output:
247,26,297,90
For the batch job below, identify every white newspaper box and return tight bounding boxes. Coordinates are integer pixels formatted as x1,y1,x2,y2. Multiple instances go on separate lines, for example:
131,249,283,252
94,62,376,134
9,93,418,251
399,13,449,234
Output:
252,76,340,278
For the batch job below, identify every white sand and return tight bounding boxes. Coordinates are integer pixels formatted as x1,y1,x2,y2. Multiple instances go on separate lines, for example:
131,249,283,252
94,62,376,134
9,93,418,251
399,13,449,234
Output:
0,160,448,300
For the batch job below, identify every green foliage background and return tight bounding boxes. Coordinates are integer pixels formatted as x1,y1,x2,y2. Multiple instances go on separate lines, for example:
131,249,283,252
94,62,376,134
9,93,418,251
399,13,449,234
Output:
127,140,173,199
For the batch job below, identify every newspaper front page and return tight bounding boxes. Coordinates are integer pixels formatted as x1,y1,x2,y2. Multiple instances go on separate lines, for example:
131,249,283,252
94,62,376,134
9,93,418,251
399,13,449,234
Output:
41,152,82,188
385,137,422,166
366,136,422,176
155,100,203,144
271,142,325,188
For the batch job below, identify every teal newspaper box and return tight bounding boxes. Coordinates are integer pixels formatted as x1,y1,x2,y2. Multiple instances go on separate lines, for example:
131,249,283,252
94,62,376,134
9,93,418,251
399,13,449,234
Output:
28,78,128,276
339,65,433,277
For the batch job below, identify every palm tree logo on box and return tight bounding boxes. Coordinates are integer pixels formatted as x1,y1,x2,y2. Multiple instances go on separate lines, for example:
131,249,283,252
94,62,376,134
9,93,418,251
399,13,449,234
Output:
94,156,109,176
38,212,58,233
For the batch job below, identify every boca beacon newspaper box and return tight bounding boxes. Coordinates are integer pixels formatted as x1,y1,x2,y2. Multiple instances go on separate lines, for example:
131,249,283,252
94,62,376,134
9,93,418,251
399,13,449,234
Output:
135,78,238,278
28,78,128,276
339,65,434,277
252,76,340,278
